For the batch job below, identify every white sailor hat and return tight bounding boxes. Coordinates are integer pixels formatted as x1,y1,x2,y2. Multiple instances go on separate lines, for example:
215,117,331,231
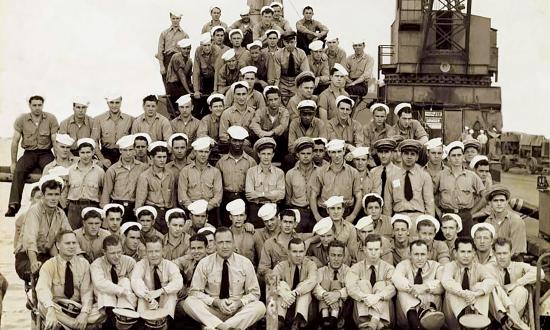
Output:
200,32,212,45
313,137,328,145
231,80,249,92
198,226,216,235
333,63,348,76
325,33,338,42
309,40,324,51
192,136,213,151
258,203,277,221
370,103,389,114
394,102,412,116
362,193,384,208
176,94,192,105
211,25,226,36
73,96,89,106
326,139,345,151
480,129,485,134
226,198,246,215
352,39,366,45
76,138,96,149
270,1,283,8
47,166,69,177
188,199,209,215
471,223,495,239
168,133,189,147
441,213,463,233
415,214,440,233
468,129,474,134
391,214,412,228
445,141,465,155
135,206,157,219
121,222,142,235
351,146,369,158
105,94,122,102
209,5,221,12
265,29,280,38
56,133,75,146
313,217,333,235
227,126,249,140
469,155,489,169
246,40,263,50
260,5,274,15
207,93,225,105
116,135,135,149
221,49,236,61
324,195,344,208
81,207,104,219
425,137,443,150
263,85,279,98
240,6,250,15
38,174,64,190
228,29,243,38
177,38,192,48
355,215,374,230
170,11,183,18
290,209,301,224
147,141,168,152
254,137,277,153
165,208,186,223
103,203,125,216
240,66,257,75
297,99,317,110
134,133,152,144
335,95,354,108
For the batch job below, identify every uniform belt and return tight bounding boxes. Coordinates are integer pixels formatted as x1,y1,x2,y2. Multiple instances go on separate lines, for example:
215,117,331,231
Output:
70,199,98,205
112,200,134,207
441,208,469,214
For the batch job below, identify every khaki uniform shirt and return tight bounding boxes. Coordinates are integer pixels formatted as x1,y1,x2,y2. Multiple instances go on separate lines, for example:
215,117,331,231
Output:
135,168,175,208
435,168,485,210
14,112,59,150
157,26,189,59
307,54,330,85
313,265,350,301
485,210,527,255
327,117,364,146
162,233,191,260
383,164,435,216
231,227,256,263
287,94,318,122
393,120,428,141
267,47,310,85
130,258,183,299
345,53,374,81
91,255,136,296
131,113,173,142
193,45,220,88
74,228,111,263
287,117,327,151
171,116,200,143
345,259,396,301
286,163,317,208
253,227,280,259
91,111,133,149
318,85,349,121
245,165,286,203
216,153,257,193
178,163,223,209
101,159,148,204
440,261,496,296
363,121,395,150
324,47,347,70
219,106,256,141
66,162,105,202
250,106,290,137
273,259,318,296
197,114,221,140
310,163,361,208
224,90,266,110
59,115,94,146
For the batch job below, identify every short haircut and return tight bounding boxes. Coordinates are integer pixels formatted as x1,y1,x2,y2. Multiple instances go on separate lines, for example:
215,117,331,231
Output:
30,185,41,198
29,95,44,104
41,179,63,194
77,142,94,151
167,210,187,222
261,7,274,15
365,233,382,245
279,209,296,221
123,225,141,236
142,94,158,105
493,237,512,251
337,98,353,108
288,237,305,249
474,159,490,168
190,234,208,246
455,236,475,250
363,195,382,207
137,209,155,219
134,135,149,144
82,209,103,221
233,83,249,93
148,145,169,157
105,208,123,218
171,136,187,145
398,108,412,117
55,229,76,243
265,88,281,98
297,75,315,86
410,239,428,251
102,235,121,250
145,235,163,246
328,240,346,252
214,226,234,240
209,97,224,107
329,68,342,76
303,6,313,14
417,220,436,232
372,107,387,116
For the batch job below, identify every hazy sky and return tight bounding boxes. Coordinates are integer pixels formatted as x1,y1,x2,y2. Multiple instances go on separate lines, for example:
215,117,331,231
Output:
0,0,548,137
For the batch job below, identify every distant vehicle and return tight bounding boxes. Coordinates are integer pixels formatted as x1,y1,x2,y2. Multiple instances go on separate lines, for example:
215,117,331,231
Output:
500,132,550,174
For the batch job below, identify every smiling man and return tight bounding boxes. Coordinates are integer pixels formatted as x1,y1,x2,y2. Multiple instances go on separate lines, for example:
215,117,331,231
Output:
131,95,173,142
74,207,111,263
59,97,94,152
392,103,428,144
327,95,364,148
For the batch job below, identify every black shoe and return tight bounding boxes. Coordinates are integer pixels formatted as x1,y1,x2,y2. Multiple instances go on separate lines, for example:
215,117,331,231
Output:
5,205,19,217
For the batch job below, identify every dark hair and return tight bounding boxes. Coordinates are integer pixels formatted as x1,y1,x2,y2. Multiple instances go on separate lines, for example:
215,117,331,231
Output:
493,237,512,251
82,210,103,221
142,94,158,105
416,220,437,232
134,136,149,144
190,234,208,246
474,159,490,168
55,229,76,243
328,240,346,252
313,139,326,146
455,237,475,251
102,235,122,250
209,97,224,106
363,195,382,208
264,88,281,98
41,179,63,194
77,142,94,151
372,107,387,115
397,108,412,117
167,211,187,223
233,83,249,92
30,185,41,198
145,235,163,246
365,233,382,245
279,209,296,221
297,75,315,86
148,145,169,157
28,95,44,104
105,207,123,218
302,6,313,14
288,237,305,249
214,226,234,239
337,98,353,108
261,7,274,15
123,225,141,236
329,68,341,76
410,239,428,251
171,136,187,145
137,210,155,220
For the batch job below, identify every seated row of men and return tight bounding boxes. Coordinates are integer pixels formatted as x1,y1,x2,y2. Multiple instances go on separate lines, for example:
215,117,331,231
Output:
17,172,540,329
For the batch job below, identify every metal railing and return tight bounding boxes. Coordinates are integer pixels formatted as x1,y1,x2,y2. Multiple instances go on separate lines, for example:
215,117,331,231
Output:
377,45,396,80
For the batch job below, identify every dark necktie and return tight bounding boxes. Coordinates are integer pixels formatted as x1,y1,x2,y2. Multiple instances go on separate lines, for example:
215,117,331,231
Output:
504,268,511,285
404,170,413,201
462,267,470,290
292,265,300,289
153,266,162,302
287,52,296,76
414,267,423,284
111,266,118,284
381,166,387,199
333,270,339,281
64,261,74,299
370,265,376,287
220,259,230,299
285,265,301,325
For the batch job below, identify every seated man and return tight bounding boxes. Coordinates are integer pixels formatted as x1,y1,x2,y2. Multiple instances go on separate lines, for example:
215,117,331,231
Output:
130,236,183,324
74,207,111,263
415,215,451,264
440,213,463,260
36,230,105,329
345,233,396,329
441,237,498,329
120,222,146,261
183,227,266,330
173,234,209,288
295,5,329,53
90,235,138,328
102,203,125,237
326,95,364,149
308,216,342,267
472,223,497,265
351,216,393,265
313,240,352,329
392,240,445,329
226,199,256,262
391,214,413,265
470,155,493,188
486,237,539,330
344,40,373,98
273,237,318,329
135,206,164,244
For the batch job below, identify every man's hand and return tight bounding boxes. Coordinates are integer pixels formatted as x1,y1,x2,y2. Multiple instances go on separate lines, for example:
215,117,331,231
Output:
226,298,243,313
323,291,341,306
344,214,356,223
149,289,163,300
44,307,58,330
504,283,518,293
193,91,201,99
462,290,476,305
411,284,429,296
244,223,255,234
160,67,166,75
218,299,234,315
74,312,88,330
30,261,43,274
10,162,16,175
100,158,112,169
147,298,159,310
122,288,134,300
364,293,381,307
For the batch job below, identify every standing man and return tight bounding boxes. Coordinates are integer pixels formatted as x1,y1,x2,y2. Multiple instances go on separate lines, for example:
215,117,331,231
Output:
165,40,194,118
245,137,286,228
470,155,493,188
183,227,266,329
197,94,225,142
307,40,330,94
324,35,347,69
344,41,373,98
192,33,220,119
246,41,269,89
133,133,151,164
74,207,111,263
101,135,148,222
392,103,428,144
383,139,435,223
171,94,200,143
131,95,173,142
201,6,228,33
296,6,329,54
178,136,223,225
370,138,400,197
287,99,327,150
166,133,190,206
36,230,105,330
253,203,281,258
59,97,94,152
424,137,447,184
92,95,134,168
463,139,482,164
216,50,240,94
102,203,125,237
226,199,256,262
219,81,256,141
326,95,364,148
6,95,58,217
318,64,349,122
157,11,189,88
363,103,395,153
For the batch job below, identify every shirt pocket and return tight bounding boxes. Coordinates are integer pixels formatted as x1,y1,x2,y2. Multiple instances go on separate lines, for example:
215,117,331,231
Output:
85,181,100,196
38,125,52,146
208,272,221,294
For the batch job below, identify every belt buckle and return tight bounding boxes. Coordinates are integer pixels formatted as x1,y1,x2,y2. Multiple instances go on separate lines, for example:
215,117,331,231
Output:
122,202,129,207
